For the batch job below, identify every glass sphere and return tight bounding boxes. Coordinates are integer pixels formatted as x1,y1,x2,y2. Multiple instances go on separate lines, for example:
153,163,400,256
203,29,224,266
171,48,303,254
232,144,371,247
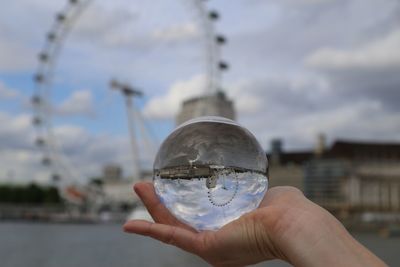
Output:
153,116,268,231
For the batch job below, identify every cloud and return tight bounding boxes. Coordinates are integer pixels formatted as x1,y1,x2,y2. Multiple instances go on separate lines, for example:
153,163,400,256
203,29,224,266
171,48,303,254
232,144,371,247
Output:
227,74,331,116
224,72,400,150
56,90,95,117
143,75,208,119
268,0,336,7
0,36,35,72
221,0,400,82
0,111,43,183
1,0,400,184
0,110,154,184
305,28,400,111
0,0,55,73
152,22,200,43
210,0,400,150
0,148,45,183
49,123,156,182
73,4,139,47
306,29,400,70
0,81,21,99
71,2,200,50
0,112,34,150
275,100,400,148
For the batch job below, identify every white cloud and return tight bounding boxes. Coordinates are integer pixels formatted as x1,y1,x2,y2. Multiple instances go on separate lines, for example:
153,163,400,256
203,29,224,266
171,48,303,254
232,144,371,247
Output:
243,96,400,150
57,90,95,117
227,74,332,116
0,81,20,99
303,28,400,112
0,38,35,72
143,74,208,119
1,0,400,184
279,100,400,147
0,113,34,148
73,4,138,47
0,148,45,183
306,29,400,70
270,0,335,6
49,124,154,182
222,72,400,150
0,111,43,183
72,3,199,49
228,84,264,115
152,22,200,43
0,110,152,184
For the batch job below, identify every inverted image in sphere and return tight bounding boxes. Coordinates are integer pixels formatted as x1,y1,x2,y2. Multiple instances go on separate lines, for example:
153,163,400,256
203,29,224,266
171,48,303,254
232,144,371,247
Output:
153,116,268,231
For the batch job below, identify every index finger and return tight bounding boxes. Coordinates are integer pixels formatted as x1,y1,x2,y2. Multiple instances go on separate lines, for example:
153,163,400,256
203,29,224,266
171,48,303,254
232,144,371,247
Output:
123,220,202,255
134,182,196,232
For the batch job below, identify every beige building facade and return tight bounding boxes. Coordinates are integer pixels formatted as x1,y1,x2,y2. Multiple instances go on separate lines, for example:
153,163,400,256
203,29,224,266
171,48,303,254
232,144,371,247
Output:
176,91,235,125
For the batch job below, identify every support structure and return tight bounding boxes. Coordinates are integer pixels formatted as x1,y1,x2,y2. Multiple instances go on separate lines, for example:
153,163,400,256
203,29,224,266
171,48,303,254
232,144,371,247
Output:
110,80,143,182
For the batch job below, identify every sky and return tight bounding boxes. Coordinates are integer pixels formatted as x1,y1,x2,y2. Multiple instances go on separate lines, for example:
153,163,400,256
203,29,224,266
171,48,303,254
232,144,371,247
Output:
0,0,399,184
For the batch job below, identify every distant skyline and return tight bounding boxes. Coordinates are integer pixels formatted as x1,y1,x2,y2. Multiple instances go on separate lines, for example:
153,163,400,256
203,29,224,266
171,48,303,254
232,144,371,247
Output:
0,0,399,183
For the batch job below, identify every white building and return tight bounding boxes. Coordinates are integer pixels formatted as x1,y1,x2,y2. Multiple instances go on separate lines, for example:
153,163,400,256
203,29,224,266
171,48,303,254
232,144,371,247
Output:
176,91,235,125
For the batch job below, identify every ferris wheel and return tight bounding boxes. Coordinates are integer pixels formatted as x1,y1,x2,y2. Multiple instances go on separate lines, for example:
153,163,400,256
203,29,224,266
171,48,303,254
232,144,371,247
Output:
31,0,230,201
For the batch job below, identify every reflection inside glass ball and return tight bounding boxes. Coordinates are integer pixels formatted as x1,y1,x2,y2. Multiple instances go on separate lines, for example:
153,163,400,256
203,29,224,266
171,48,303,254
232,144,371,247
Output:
153,116,268,231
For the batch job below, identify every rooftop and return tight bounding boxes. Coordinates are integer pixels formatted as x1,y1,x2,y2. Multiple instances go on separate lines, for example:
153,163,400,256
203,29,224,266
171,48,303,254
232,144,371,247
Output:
268,139,400,165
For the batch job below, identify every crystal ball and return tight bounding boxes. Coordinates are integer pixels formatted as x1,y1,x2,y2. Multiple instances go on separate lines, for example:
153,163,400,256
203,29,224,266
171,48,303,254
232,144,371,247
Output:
153,116,268,231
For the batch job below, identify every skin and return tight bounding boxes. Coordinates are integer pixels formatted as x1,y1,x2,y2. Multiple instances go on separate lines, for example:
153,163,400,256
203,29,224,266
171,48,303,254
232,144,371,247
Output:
123,182,387,267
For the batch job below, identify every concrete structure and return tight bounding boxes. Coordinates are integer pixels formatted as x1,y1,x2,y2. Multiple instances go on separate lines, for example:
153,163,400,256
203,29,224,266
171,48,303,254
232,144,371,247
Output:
99,164,136,210
268,139,400,217
346,163,400,211
267,139,313,192
102,164,123,183
305,141,400,213
176,91,235,125
304,159,350,208
102,181,136,208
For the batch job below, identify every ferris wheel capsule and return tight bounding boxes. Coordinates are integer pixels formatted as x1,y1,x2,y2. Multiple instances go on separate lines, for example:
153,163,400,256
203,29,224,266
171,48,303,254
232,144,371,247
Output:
38,52,49,62
218,61,229,71
209,10,219,20
42,157,52,166
31,95,41,105
32,116,43,126
52,174,62,182
56,13,66,22
47,32,57,42
35,138,46,147
34,73,45,83
216,35,226,45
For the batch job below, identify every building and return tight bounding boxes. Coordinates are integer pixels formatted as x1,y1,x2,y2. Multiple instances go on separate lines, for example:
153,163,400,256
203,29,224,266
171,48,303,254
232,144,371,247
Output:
269,139,400,218
176,91,235,125
267,139,313,192
346,162,400,212
102,164,123,183
100,164,137,210
311,141,400,213
304,158,350,209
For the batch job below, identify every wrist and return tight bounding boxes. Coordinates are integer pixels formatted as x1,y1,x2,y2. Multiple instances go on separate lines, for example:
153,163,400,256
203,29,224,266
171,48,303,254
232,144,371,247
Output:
268,201,386,267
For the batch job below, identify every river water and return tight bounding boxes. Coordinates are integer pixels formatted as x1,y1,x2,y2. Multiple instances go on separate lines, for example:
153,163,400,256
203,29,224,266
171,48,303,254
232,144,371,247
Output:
0,222,399,267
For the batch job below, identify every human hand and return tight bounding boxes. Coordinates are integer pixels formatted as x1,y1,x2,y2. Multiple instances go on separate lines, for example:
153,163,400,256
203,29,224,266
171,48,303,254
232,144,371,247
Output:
123,183,386,267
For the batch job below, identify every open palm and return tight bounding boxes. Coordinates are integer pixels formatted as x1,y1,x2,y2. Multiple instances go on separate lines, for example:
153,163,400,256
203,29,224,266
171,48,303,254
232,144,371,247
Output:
124,182,387,267
123,182,309,266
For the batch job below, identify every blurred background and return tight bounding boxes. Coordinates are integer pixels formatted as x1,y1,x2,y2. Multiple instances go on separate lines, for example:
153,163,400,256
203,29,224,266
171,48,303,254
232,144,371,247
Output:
0,0,399,266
